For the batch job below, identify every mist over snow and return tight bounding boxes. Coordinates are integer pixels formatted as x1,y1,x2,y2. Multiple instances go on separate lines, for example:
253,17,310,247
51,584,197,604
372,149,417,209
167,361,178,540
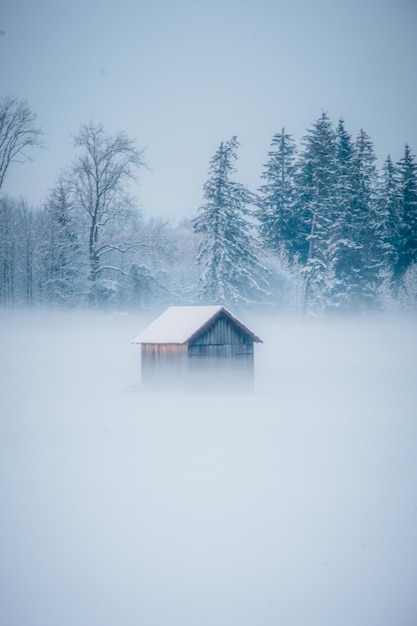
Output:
1,309,417,626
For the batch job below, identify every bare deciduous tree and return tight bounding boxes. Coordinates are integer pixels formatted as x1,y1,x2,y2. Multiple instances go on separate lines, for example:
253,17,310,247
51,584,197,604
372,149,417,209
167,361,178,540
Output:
0,95,43,190
66,121,146,303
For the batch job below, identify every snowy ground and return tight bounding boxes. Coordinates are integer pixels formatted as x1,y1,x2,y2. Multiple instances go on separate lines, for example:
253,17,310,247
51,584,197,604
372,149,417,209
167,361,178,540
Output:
1,309,417,626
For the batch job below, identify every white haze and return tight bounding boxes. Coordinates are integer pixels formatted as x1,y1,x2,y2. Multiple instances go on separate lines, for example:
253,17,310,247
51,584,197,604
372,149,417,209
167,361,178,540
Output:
1,309,416,626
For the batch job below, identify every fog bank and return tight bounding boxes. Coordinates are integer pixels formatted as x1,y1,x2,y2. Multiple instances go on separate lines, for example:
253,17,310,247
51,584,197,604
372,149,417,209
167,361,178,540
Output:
1,310,416,626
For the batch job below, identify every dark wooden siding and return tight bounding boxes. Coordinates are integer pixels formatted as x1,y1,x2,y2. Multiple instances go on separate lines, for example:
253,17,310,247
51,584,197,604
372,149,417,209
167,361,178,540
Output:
188,343,253,358
189,314,252,346
188,315,254,391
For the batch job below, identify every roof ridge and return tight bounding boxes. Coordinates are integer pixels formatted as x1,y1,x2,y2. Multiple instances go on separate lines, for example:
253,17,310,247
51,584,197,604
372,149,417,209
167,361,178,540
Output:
132,305,262,345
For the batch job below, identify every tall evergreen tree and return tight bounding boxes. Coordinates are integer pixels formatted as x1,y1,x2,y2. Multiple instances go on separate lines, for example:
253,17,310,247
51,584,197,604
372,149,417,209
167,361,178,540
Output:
377,155,400,275
257,128,298,257
330,128,381,309
394,144,417,284
38,182,86,304
334,118,355,217
296,112,338,312
351,130,384,306
193,136,269,306
326,119,356,308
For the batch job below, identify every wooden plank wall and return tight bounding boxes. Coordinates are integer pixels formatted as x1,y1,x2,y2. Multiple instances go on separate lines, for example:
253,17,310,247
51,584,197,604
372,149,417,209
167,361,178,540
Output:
141,343,187,388
188,316,255,391
190,315,251,346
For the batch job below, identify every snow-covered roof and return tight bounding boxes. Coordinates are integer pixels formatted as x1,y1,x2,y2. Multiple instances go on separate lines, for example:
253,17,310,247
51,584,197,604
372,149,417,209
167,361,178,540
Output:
132,305,261,344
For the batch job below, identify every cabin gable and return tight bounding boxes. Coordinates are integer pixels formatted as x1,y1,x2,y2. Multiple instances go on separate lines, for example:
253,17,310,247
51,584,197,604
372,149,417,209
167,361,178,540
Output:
189,311,253,347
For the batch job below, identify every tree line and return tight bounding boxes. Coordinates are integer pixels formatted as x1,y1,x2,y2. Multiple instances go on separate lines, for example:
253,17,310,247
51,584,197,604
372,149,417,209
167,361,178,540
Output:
1,96,416,313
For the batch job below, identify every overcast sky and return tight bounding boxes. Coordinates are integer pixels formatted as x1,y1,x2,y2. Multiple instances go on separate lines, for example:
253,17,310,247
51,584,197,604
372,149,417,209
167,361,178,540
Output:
1,0,416,221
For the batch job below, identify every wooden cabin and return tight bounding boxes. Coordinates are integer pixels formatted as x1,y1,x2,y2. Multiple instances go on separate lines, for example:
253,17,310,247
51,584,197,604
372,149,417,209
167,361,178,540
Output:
132,306,262,391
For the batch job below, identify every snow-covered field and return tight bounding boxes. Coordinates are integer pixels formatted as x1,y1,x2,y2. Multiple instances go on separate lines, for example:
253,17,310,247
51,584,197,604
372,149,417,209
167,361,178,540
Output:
1,309,417,626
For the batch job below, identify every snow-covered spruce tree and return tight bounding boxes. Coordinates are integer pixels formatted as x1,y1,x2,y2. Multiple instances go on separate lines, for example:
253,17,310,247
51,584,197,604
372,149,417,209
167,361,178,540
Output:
37,182,87,305
394,144,417,289
325,118,356,309
328,125,383,310
296,112,339,313
347,129,382,308
378,155,401,266
257,128,298,257
373,154,401,306
193,136,270,306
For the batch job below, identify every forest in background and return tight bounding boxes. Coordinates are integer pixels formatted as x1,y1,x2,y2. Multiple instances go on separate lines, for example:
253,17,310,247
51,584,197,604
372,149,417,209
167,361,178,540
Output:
1,96,416,314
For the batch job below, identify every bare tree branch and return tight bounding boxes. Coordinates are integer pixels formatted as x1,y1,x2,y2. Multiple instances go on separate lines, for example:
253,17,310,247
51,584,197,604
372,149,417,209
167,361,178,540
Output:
95,239,158,257
0,95,43,190
64,121,146,303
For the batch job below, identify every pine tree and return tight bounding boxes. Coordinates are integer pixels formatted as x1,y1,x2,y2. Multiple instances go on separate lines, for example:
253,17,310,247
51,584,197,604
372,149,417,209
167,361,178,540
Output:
193,136,269,306
38,182,86,304
394,144,417,285
377,155,401,279
326,119,356,308
296,112,338,312
330,128,382,310
334,118,355,218
351,130,384,307
257,128,298,257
